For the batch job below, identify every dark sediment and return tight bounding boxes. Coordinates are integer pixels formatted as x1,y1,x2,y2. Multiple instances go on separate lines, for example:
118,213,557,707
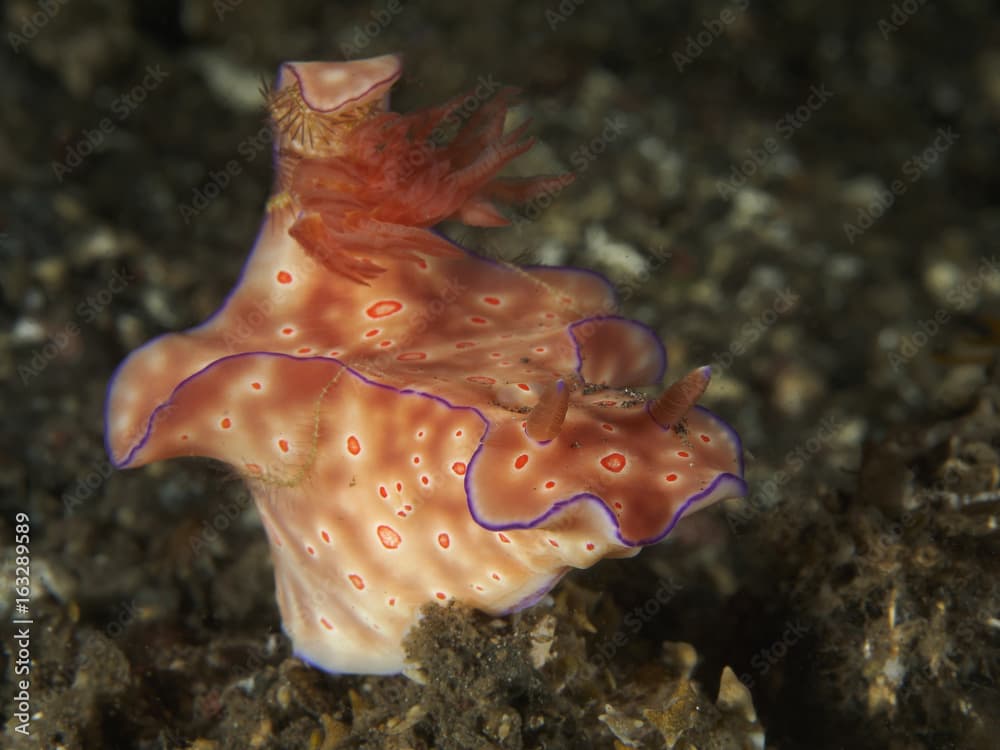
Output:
2,1,999,748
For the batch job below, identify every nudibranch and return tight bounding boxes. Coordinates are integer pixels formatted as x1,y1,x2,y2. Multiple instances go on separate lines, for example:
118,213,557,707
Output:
105,54,747,675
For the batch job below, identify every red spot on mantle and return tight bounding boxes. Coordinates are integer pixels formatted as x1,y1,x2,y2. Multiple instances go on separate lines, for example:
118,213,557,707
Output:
347,435,361,455
377,525,401,549
366,300,403,318
600,453,626,472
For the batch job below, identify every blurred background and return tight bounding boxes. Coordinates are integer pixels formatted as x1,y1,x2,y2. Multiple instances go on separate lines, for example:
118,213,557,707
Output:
2,2,998,748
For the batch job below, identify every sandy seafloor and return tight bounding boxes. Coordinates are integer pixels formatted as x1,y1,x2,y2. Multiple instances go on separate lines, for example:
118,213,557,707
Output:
2,1,1000,748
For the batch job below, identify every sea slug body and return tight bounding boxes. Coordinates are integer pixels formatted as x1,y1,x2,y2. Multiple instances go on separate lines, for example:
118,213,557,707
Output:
105,54,746,675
